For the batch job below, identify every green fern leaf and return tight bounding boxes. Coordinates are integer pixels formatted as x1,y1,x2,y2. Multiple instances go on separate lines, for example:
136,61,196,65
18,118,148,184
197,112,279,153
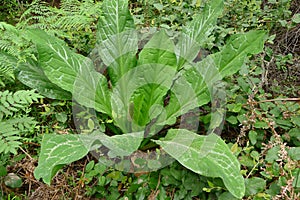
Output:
0,122,21,154
0,90,43,118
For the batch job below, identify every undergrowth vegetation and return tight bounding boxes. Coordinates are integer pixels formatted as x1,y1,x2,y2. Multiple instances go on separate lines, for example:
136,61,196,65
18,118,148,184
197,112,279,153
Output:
0,0,299,199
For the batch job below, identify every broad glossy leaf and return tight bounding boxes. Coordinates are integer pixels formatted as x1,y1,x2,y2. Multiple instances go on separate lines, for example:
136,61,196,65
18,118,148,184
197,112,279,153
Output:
73,58,111,115
154,129,245,198
98,131,144,157
159,73,202,126
111,64,176,133
27,29,94,93
34,131,143,184
131,84,168,128
34,133,100,185
138,30,177,68
129,30,177,128
164,31,266,131
215,30,267,77
176,0,223,69
25,29,66,47
17,59,72,100
26,29,112,114
161,57,217,127
97,0,135,42
97,0,138,85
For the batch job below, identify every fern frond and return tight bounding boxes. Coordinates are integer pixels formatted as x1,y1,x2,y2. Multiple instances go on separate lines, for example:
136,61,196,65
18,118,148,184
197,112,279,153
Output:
0,51,17,85
7,116,37,133
0,89,42,155
0,40,13,54
18,0,55,28
0,116,37,155
56,15,93,30
0,90,43,120
0,121,22,155
58,0,101,28
0,22,21,57
0,22,19,34
17,0,102,54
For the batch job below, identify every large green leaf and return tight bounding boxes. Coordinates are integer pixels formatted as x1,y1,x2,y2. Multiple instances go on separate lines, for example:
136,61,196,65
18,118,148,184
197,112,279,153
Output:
17,59,72,100
214,30,267,77
156,72,202,127
130,84,168,128
98,131,144,157
34,133,99,185
138,30,177,67
73,59,111,115
179,30,266,105
154,129,245,198
27,29,94,93
176,0,223,69
129,30,177,128
160,57,216,128
34,131,143,184
148,0,224,127
163,31,266,130
111,64,176,133
97,0,138,85
97,0,135,42
26,29,112,114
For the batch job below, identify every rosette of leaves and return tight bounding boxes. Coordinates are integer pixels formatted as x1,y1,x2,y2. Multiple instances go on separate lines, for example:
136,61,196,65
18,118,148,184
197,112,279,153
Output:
16,0,266,198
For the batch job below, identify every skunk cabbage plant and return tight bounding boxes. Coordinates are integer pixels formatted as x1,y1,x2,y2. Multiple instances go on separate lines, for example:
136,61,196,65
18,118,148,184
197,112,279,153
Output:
16,0,266,198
